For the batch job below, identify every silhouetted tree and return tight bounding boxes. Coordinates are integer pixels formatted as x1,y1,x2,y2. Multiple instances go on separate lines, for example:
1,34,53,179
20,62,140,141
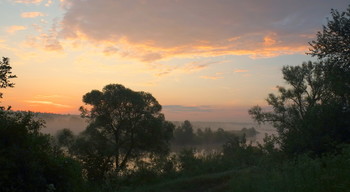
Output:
0,57,16,109
309,5,350,108
0,58,84,191
0,111,85,192
174,120,194,145
250,6,350,157
56,128,75,150
78,84,174,180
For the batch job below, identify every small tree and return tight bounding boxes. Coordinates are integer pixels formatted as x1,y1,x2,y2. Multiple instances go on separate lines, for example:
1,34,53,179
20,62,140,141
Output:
0,58,84,191
78,84,174,179
0,57,16,109
173,120,195,145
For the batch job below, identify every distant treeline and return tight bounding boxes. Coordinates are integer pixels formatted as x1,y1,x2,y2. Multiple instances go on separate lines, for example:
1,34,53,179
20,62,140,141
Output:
172,120,258,146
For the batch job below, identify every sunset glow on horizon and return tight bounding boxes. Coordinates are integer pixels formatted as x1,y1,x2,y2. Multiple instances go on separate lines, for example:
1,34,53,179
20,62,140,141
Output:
1,0,348,121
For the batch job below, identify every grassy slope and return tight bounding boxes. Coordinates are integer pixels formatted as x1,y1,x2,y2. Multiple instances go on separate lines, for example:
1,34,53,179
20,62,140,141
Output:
122,169,238,192
122,148,350,192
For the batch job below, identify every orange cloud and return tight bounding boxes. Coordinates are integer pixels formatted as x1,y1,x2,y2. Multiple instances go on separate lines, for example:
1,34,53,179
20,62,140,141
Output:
6,25,27,34
263,33,277,46
34,95,66,99
21,12,45,18
26,100,71,108
14,0,43,3
234,69,248,73
200,76,224,80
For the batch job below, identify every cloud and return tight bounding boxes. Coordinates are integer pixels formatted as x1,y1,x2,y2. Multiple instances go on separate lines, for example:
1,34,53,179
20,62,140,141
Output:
103,46,119,56
57,0,348,62
26,100,71,108
200,76,223,80
26,20,63,51
45,0,53,7
13,0,43,3
34,94,66,99
183,61,218,72
234,69,248,73
21,12,45,18
163,105,213,112
6,25,27,34
150,60,226,77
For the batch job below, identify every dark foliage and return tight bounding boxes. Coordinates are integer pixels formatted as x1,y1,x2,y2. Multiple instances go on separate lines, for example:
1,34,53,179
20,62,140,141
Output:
250,5,350,157
0,110,84,192
76,84,174,182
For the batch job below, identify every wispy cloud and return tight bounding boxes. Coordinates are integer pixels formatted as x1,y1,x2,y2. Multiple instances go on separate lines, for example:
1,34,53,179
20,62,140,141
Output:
183,60,222,72
34,95,66,99
14,0,43,4
234,69,248,73
26,20,63,51
45,0,53,7
26,100,71,108
103,46,119,56
200,75,223,80
6,25,27,34
163,105,213,112
21,12,45,18
150,60,226,77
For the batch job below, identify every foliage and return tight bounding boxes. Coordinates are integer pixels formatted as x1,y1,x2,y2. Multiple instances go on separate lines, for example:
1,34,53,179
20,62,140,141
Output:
77,84,174,181
173,120,194,145
250,64,350,157
56,128,75,148
308,6,350,64
120,144,350,192
0,110,84,192
0,57,16,91
0,57,85,191
249,5,350,157
229,145,350,192
70,126,115,182
0,57,16,108
172,120,258,148
309,5,350,109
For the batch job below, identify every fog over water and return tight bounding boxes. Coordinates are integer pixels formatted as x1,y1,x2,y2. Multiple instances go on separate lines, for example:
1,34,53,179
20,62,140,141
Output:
38,113,275,144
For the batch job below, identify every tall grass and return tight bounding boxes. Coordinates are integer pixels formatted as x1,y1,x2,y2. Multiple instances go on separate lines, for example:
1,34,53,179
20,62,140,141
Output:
229,146,350,192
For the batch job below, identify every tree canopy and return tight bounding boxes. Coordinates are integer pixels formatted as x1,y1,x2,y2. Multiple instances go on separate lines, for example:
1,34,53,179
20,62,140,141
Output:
77,84,174,180
0,57,16,109
309,5,350,108
250,6,350,157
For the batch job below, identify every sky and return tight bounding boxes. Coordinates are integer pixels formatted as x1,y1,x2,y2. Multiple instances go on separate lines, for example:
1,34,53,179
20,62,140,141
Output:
0,0,348,122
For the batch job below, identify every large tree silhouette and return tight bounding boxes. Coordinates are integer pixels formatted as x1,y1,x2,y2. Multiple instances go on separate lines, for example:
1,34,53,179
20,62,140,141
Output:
309,5,350,108
77,84,174,180
250,6,350,157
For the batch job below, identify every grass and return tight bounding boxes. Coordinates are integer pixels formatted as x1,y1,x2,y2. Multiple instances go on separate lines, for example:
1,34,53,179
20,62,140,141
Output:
121,169,240,192
120,147,350,192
